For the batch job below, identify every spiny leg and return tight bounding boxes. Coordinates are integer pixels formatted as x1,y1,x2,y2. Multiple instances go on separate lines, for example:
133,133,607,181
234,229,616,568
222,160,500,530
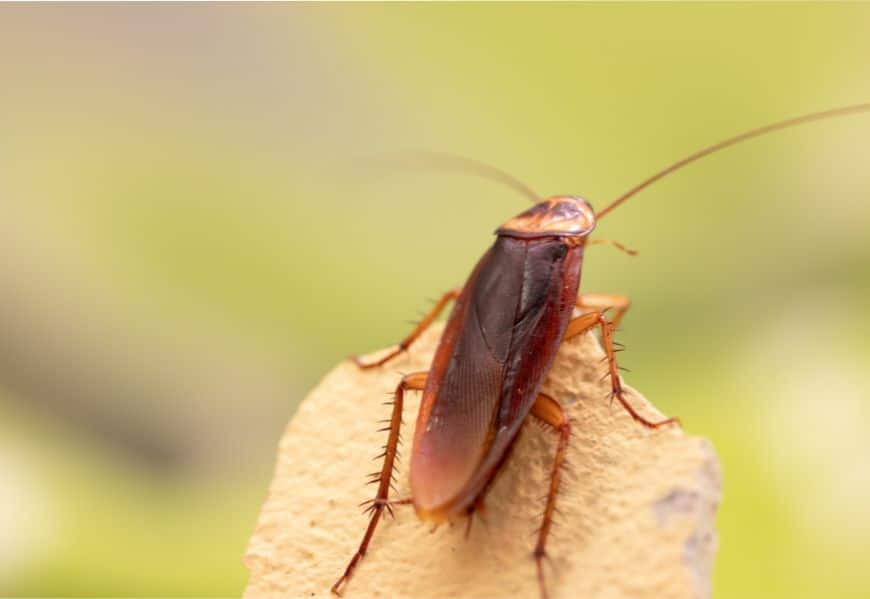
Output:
358,496,413,517
529,393,571,599
575,292,631,330
564,311,678,429
352,288,460,369
331,372,427,595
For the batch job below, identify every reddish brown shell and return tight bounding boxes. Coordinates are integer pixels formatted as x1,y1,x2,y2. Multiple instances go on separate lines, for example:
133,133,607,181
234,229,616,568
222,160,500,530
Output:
409,234,586,522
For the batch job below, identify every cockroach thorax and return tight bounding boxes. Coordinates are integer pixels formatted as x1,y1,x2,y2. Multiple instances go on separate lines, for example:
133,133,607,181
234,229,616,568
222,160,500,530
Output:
496,195,596,239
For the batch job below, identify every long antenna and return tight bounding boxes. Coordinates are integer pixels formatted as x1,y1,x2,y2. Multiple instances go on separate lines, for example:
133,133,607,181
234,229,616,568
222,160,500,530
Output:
596,102,870,220
380,151,540,204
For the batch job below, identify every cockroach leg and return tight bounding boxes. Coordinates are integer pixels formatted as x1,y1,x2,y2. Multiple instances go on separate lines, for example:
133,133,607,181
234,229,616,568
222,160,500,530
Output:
529,392,571,599
359,496,413,519
351,288,461,369
332,372,427,596
575,292,631,330
564,311,679,429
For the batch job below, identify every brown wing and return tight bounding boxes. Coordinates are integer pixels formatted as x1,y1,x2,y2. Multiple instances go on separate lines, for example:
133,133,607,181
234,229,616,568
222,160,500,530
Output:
410,236,584,520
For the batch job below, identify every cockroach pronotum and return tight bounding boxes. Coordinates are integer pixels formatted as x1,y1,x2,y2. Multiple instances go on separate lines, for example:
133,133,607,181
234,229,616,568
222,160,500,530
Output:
331,103,870,599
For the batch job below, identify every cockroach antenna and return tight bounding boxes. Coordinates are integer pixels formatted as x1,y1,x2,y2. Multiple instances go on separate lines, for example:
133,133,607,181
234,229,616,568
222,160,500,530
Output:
383,150,540,204
595,102,870,220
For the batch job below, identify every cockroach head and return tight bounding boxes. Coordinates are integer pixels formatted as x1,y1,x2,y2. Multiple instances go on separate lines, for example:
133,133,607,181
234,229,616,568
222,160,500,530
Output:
496,196,596,239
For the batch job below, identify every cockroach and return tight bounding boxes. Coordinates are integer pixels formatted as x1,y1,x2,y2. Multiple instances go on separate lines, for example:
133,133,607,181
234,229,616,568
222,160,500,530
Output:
332,103,870,599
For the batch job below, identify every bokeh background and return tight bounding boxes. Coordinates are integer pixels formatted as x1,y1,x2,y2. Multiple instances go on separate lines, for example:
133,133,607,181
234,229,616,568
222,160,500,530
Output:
2,3,869,597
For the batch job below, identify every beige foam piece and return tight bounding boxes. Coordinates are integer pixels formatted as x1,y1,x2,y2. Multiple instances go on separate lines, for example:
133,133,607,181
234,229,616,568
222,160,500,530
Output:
244,323,721,599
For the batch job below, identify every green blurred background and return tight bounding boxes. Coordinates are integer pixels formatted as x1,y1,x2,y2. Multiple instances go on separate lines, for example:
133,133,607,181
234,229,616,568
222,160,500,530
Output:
2,3,869,597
